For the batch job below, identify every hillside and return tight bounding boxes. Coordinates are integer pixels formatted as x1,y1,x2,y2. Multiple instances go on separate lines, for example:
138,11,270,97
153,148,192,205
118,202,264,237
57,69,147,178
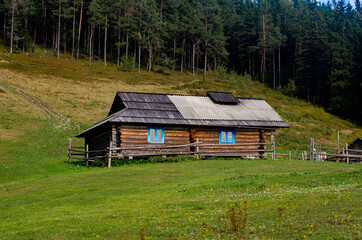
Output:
0,48,361,239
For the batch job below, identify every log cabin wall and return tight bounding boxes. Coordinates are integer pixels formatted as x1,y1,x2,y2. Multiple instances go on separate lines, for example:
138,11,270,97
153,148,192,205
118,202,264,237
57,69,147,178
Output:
85,126,112,157
118,125,190,153
191,127,271,158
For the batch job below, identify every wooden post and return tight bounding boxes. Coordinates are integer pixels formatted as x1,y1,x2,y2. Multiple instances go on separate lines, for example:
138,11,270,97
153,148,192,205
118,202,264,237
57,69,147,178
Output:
337,130,340,154
85,144,89,167
196,138,200,159
310,137,314,161
68,138,72,164
108,140,112,168
320,143,322,161
259,130,266,159
346,142,349,164
288,151,291,160
271,135,275,160
304,151,307,160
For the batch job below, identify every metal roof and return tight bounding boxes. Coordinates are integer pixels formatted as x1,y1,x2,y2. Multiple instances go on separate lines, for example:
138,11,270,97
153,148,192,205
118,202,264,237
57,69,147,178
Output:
168,96,284,121
76,92,288,137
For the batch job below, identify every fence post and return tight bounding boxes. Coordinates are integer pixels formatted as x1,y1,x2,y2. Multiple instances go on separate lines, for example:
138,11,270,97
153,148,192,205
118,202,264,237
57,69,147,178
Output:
108,140,112,168
310,137,314,161
288,151,291,160
337,130,340,154
346,142,349,164
271,135,275,160
196,138,200,159
85,144,89,167
68,138,72,164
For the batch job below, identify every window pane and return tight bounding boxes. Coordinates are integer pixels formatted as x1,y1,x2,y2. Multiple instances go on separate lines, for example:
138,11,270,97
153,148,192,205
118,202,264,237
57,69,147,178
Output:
227,131,233,142
149,128,155,140
221,131,226,142
156,129,162,141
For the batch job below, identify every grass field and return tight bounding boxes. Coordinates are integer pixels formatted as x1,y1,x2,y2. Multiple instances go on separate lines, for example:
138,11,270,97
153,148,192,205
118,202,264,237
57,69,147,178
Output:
0,47,361,239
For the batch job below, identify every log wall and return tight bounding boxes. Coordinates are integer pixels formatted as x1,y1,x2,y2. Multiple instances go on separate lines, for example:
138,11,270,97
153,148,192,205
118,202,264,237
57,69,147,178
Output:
118,125,190,153
191,127,271,157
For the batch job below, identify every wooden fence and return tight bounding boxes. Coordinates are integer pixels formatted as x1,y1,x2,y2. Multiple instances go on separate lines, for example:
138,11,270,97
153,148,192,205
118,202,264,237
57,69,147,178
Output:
67,137,278,168
300,138,362,163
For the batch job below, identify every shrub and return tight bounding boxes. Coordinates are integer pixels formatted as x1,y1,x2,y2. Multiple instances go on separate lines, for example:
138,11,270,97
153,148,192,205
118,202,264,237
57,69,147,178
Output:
118,55,135,71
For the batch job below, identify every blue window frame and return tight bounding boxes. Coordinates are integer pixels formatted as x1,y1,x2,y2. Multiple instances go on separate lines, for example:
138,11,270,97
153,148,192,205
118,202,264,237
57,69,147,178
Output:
147,127,164,143
219,129,235,144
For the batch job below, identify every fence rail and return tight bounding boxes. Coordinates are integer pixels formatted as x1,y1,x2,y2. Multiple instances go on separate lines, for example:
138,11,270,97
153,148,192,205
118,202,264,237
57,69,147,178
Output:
67,136,278,167
301,138,362,164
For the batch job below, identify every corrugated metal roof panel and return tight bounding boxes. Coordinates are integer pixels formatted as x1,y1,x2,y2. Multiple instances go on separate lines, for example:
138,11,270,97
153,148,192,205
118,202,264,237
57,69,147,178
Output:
169,96,284,122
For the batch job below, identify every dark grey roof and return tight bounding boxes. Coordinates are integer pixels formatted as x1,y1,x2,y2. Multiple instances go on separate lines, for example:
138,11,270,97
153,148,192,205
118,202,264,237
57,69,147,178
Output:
76,92,289,137
206,91,239,104
349,138,362,149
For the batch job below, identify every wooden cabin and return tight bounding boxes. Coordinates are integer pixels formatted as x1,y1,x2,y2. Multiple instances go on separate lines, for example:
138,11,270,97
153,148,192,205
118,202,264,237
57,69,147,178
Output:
76,91,288,159
347,138,362,162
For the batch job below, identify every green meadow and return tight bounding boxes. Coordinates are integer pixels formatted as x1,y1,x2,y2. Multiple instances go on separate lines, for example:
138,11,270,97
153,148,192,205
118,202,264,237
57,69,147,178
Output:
0,48,361,239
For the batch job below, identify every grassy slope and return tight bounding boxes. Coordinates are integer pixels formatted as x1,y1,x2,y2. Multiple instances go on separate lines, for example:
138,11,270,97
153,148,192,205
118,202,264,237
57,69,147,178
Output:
0,47,361,239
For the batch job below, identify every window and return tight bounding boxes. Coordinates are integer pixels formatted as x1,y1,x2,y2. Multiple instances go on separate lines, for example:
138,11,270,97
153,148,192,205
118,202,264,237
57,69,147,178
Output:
148,127,164,143
219,129,235,144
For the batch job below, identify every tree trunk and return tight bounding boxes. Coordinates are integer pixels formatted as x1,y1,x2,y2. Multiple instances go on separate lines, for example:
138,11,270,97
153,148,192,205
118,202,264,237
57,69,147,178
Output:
52,24,55,51
33,29,36,46
214,55,216,71
76,0,83,59
133,40,136,69
252,53,255,80
173,37,176,71
63,22,67,54
196,41,199,73
23,16,28,52
248,53,251,74
262,13,266,84
278,47,281,87
204,40,208,80
86,23,89,53
117,25,120,67
3,11,6,43
10,0,15,54
204,4,208,79
71,0,76,60
192,40,196,77
180,38,185,72
273,52,275,89
104,13,107,66
98,25,100,55
57,0,61,58
44,0,47,47
125,31,129,60
138,31,141,74
89,24,94,67
148,39,152,72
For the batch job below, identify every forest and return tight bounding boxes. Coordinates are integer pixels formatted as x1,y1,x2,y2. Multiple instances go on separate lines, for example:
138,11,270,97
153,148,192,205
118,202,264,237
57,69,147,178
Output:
0,0,361,124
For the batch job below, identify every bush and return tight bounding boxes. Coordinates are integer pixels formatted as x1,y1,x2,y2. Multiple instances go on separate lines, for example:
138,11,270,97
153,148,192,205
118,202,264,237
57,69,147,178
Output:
283,79,297,97
118,55,135,71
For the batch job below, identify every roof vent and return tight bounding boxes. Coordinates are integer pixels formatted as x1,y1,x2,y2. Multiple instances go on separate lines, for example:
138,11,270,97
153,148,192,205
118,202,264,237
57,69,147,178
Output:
206,91,239,105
